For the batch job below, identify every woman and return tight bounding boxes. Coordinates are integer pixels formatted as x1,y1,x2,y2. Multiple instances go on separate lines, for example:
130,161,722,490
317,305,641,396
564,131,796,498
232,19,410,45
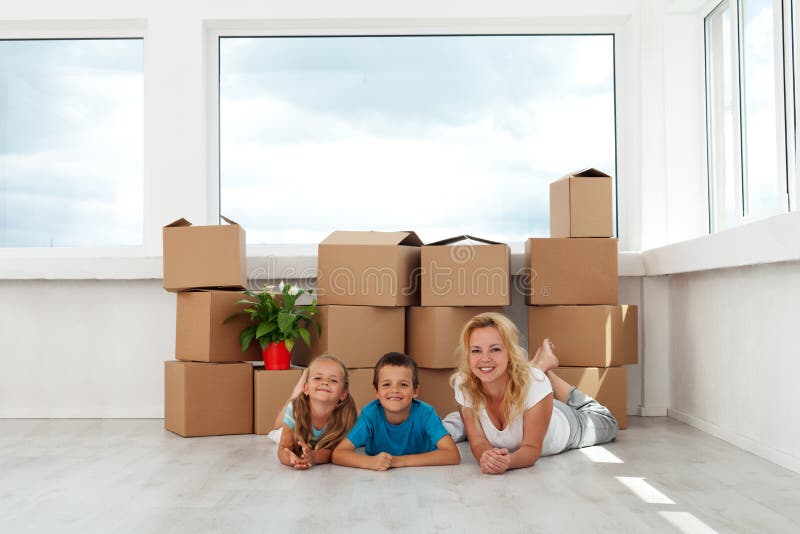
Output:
447,312,618,474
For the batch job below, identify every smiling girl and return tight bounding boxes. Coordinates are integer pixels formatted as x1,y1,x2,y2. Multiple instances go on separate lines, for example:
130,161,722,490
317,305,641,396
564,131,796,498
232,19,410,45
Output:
271,355,358,470
448,312,618,474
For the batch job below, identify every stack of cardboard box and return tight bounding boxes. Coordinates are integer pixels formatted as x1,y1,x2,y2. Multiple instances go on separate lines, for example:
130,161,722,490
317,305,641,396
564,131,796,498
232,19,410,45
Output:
524,169,638,429
162,217,257,437
410,236,510,417
268,231,419,420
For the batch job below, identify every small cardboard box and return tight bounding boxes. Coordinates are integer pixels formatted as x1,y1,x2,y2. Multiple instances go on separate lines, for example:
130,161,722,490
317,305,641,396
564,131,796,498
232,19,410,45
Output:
528,305,638,367
164,361,253,437
417,368,457,418
348,368,377,411
253,368,304,435
550,168,613,238
551,366,627,429
524,238,618,305
407,306,503,368
295,305,405,368
176,290,261,363
420,236,510,307
162,216,246,292
317,230,422,306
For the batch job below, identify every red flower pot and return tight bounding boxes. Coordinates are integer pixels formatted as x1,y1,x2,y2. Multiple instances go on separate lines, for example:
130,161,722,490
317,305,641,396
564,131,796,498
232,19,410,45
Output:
263,341,291,370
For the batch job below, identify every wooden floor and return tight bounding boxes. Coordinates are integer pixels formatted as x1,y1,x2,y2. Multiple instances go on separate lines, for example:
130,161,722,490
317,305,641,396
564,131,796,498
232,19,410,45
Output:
1,416,798,533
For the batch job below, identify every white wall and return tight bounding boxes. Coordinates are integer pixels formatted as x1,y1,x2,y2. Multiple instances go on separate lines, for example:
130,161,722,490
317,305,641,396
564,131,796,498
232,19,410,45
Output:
666,261,800,473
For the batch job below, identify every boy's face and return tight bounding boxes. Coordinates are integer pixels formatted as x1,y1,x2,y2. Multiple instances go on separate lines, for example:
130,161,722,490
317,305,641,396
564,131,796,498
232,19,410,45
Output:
375,364,418,417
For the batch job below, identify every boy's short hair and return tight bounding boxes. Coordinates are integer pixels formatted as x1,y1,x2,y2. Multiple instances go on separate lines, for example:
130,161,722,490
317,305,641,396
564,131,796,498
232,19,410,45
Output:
372,352,419,389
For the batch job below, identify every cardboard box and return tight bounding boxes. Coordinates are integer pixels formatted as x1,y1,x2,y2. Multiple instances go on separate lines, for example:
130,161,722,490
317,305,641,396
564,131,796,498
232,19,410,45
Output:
348,368,377,411
551,366,627,429
417,368,458,418
550,168,613,238
407,306,503,368
420,236,510,306
164,361,253,437
528,305,638,367
524,238,618,305
317,230,422,306
295,305,405,368
253,368,304,435
176,290,261,363
162,216,246,292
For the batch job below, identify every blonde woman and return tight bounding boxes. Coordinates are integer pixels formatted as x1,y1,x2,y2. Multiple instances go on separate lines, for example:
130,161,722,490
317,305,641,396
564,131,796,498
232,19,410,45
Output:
448,312,618,474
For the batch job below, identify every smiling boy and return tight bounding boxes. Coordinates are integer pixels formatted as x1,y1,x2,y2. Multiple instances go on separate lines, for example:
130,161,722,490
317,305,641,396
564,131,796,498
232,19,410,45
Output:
331,352,460,471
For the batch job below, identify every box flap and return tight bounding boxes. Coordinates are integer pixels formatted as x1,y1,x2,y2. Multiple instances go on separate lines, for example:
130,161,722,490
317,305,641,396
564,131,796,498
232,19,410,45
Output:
565,167,611,179
165,218,192,228
425,235,505,246
220,215,240,226
321,230,422,246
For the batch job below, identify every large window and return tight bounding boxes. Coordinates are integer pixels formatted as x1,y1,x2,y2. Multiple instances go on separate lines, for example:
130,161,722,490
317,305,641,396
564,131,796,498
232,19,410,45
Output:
0,38,144,247
219,34,616,245
705,0,791,232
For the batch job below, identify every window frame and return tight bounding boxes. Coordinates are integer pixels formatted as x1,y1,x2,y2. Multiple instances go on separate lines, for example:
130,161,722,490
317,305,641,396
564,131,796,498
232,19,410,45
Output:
704,0,793,232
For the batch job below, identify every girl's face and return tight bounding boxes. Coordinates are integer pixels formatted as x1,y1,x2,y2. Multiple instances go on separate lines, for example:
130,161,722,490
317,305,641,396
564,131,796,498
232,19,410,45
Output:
303,359,348,405
468,326,510,385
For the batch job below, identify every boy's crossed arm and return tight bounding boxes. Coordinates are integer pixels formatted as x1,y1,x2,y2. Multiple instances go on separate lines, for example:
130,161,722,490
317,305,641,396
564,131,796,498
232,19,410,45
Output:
332,434,460,471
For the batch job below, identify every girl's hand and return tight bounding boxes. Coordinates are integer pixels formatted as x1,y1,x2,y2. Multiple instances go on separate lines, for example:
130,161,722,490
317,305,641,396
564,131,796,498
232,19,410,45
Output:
297,440,314,464
369,452,393,471
479,448,511,475
283,446,311,470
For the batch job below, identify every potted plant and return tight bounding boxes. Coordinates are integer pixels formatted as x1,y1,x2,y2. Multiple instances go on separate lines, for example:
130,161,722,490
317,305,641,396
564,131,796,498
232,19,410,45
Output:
233,282,318,370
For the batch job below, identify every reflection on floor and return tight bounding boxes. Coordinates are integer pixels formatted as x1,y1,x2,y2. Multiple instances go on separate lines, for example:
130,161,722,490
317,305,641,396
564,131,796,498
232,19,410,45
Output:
1,416,799,533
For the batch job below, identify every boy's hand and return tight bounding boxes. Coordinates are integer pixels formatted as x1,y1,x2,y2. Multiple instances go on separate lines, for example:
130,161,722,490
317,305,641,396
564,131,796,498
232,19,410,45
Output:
368,452,393,471
479,448,511,475
283,446,311,470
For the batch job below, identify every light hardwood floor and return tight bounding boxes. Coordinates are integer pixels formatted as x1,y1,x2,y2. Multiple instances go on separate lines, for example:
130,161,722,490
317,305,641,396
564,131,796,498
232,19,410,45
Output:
1,417,798,533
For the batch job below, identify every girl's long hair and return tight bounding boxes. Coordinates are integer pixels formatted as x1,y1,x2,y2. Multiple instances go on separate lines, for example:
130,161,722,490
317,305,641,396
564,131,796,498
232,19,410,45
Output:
291,354,357,451
450,312,537,426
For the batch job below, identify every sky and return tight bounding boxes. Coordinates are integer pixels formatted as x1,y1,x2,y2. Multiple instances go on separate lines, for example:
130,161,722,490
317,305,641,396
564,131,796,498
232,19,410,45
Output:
0,38,143,247
219,34,617,245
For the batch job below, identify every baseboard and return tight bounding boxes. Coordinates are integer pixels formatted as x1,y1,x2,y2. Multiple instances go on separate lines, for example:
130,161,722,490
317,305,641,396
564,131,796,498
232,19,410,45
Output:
638,405,668,416
668,408,800,475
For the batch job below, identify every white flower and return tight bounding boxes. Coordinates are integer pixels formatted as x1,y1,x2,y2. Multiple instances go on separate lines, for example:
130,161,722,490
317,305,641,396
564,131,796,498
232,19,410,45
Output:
264,284,276,294
288,286,300,296
279,281,286,292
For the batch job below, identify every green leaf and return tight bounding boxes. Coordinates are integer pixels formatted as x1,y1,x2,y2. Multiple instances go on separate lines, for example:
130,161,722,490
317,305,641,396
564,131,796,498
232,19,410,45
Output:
239,325,257,352
256,322,276,339
298,327,311,348
285,338,295,352
278,311,295,335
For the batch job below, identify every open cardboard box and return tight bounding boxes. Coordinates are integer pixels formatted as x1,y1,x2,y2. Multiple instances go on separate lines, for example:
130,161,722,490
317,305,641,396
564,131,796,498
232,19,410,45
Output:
162,216,246,292
524,238,618,305
317,230,422,306
529,305,638,367
420,235,510,306
550,168,614,238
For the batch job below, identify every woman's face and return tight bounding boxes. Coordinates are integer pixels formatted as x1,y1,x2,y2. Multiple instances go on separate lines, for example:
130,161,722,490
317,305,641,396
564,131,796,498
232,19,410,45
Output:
468,326,510,385
303,359,348,405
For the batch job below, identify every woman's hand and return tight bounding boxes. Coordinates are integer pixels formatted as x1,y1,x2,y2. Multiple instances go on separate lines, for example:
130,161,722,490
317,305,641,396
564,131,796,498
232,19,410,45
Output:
479,448,511,475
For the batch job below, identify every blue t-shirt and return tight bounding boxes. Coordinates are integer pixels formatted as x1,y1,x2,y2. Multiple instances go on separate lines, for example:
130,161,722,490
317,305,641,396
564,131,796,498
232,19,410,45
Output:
346,399,449,456
284,404,325,442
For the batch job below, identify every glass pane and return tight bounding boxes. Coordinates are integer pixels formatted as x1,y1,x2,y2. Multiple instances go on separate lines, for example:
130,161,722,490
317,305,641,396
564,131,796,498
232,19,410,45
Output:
706,2,739,231
741,0,788,219
0,39,144,247
220,35,616,244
